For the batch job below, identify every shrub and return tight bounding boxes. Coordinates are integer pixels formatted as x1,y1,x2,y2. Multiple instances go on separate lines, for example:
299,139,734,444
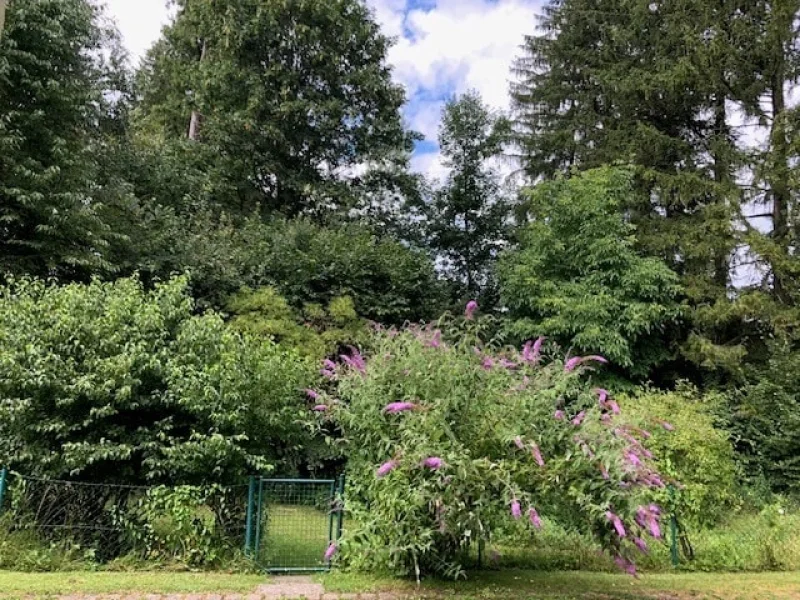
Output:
314,310,668,579
732,339,800,494
620,386,741,527
499,167,682,379
0,275,314,483
227,286,370,359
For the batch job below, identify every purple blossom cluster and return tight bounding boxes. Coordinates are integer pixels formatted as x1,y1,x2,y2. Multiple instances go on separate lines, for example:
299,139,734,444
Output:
325,302,676,575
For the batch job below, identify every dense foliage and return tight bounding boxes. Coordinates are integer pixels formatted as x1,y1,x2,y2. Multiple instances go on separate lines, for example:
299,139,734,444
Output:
2,0,800,578
500,169,682,378
0,0,119,277
0,276,314,483
426,91,511,307
316,313,666,578
621,386,740,527
136,0,413,217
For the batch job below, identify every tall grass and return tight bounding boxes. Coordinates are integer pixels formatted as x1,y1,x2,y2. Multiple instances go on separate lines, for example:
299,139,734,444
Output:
490,504,800,573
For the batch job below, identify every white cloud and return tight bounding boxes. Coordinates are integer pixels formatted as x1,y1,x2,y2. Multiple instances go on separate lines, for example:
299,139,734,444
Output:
104,0,172,64
411,151,449,185
367,0,542,177
104,0,541,179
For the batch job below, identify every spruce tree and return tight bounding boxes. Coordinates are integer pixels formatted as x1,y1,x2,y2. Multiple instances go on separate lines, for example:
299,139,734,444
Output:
0,0,116,278
511,0,747,376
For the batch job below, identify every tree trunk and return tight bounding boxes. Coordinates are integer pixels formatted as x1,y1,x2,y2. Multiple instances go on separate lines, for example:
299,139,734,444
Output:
769,71,790,303
188,39,207,141
712,89,732,290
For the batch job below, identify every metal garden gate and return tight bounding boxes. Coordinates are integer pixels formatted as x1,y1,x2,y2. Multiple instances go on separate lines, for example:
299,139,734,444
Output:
244,476,344,572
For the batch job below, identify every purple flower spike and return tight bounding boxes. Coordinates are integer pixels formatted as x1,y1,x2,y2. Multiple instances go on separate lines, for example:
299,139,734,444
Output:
422,457,444,470
482,356,495,370
499,358,517,369
514,436,525,450
522,340,534,362
606,511,626,538
324,542,337,562
511,500,522,520
614,555,638,577
595,388,609,405
306,389,321,400
584,355,608,365
554,410,565,420
660,421,675,431
427,330,442,348
636,505,662,539
320,369,336,379
322,359,337,371
571,411,586,426
384,401,417,414
633,537,649,554
376,460,398,478
531,443,545,467
529,507,543,529
465,300,478,320
649,519,661,539
313,405,328,412
564,357,583,372
522,336,545,363
624,449,642,467
607,400,621,414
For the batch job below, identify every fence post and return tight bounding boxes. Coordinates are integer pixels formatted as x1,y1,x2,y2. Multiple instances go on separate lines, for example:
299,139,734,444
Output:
0,467,7,515
335,474,345,541
244,475,256,557
253,477,264,561
669,485,679,568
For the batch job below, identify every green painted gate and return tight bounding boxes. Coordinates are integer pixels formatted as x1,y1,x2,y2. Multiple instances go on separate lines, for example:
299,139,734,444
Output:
244,476,344,572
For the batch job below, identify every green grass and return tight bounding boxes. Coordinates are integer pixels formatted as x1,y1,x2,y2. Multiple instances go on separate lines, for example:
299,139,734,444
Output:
320,569,800,599
257,504,333,570
0,571,267,596
0,569,797,599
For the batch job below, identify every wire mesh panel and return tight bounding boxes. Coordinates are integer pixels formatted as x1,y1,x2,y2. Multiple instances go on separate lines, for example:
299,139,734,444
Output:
252,478,341,572
2,472,250,565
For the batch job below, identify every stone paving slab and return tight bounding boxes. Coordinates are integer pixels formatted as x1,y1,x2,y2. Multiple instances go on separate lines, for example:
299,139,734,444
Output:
51,576,408,600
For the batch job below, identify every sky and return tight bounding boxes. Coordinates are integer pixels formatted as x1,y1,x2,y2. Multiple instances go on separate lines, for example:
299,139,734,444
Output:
105,0,543,181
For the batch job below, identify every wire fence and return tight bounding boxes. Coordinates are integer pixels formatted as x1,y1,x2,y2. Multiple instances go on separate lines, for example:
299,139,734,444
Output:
0,469,250,567
0,469,345,572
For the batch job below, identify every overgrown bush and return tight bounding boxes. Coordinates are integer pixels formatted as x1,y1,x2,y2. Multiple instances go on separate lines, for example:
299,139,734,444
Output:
0,275,314,483
732,338,800,494
314,309,668,579
227,286,370,359
620,386,740,527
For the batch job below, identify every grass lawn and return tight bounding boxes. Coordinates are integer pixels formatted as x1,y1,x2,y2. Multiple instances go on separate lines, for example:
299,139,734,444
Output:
0,571,267,596
0,569,798,599
258,504,332,570
320,569,800,599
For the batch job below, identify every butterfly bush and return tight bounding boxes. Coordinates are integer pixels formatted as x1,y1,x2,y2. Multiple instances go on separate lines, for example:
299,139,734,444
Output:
311,311,667,579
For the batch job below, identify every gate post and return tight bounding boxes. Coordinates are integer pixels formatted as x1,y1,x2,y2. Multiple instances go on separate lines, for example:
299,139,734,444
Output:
669,485,679,567
253,477,264,561
335,474,345,540
0,468,7,515
244,475,256,556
